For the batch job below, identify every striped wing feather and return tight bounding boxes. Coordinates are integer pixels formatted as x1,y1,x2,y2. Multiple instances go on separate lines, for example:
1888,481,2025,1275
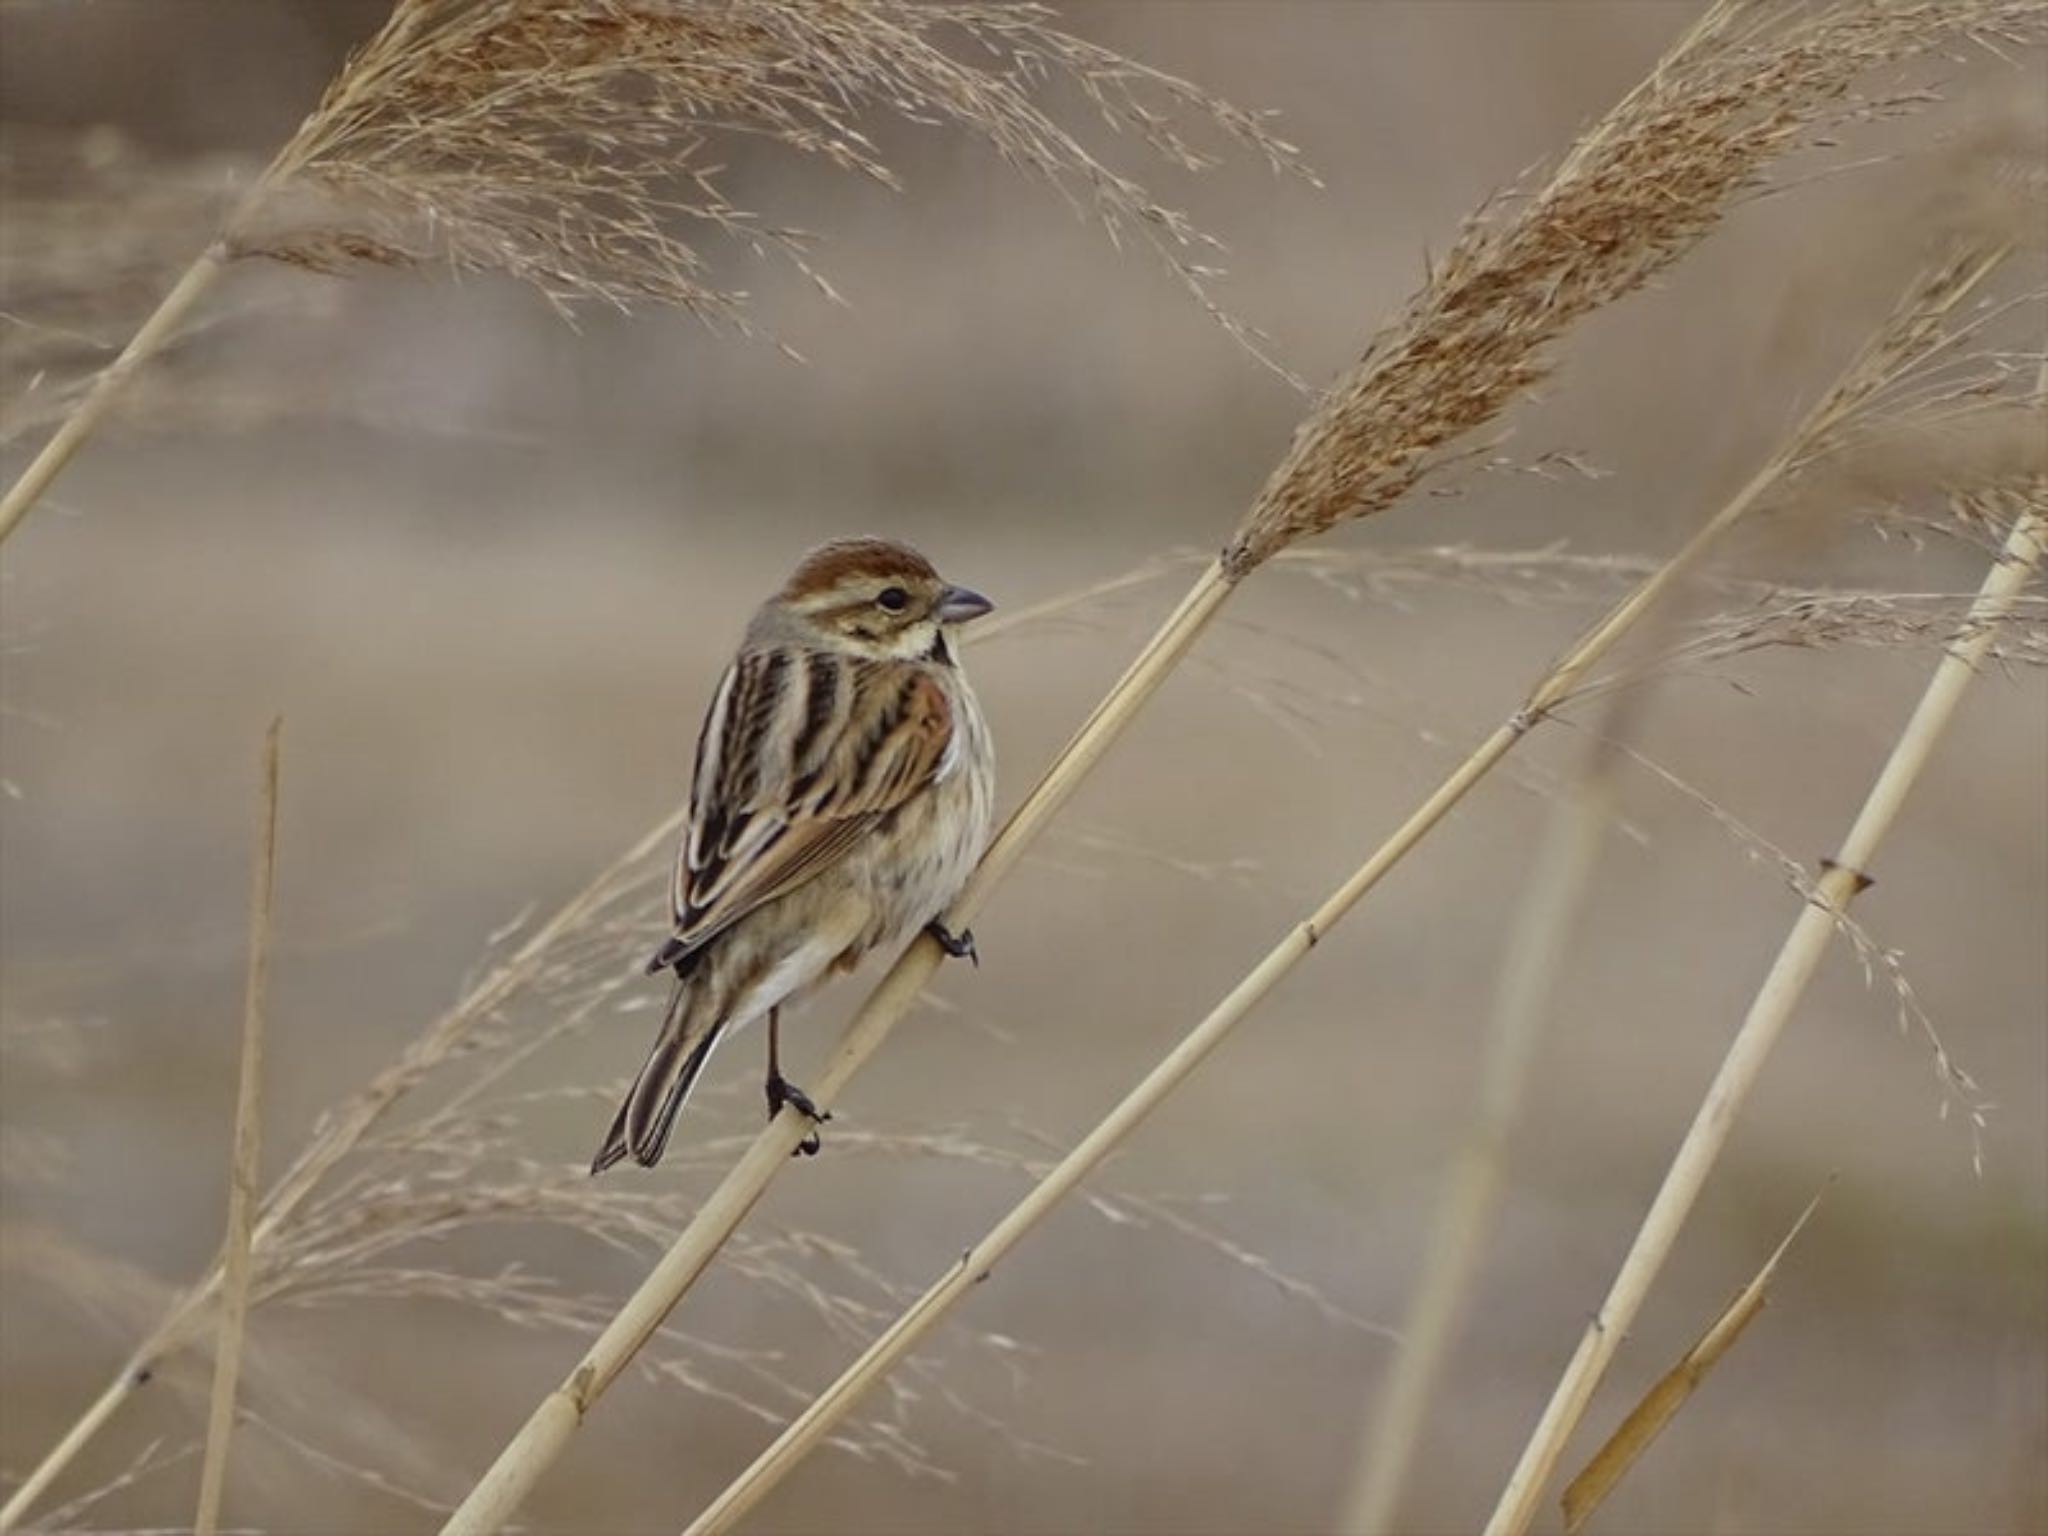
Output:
658,649,953,962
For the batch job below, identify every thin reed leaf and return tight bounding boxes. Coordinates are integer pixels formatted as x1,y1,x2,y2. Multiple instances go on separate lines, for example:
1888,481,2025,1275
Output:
1559,1183,1832,1534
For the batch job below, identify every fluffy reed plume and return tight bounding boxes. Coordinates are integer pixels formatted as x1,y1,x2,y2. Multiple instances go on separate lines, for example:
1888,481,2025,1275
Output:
0,0,1302,542
1605,581,2048,682
239,0,1301,317
433,8,2046,1532
1226,0,2046,574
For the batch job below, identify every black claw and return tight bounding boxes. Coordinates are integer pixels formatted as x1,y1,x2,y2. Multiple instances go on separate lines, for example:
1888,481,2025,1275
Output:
926,919,979,967
766,1071,831,1157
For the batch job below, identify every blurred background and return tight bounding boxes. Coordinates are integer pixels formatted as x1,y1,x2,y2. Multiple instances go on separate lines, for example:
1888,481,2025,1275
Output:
2,3,2043,1532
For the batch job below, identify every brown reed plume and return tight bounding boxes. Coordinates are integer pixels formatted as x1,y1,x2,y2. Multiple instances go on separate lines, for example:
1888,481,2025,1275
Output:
0,0,1303,544
1227,0,2043,573
438,5,2046,1529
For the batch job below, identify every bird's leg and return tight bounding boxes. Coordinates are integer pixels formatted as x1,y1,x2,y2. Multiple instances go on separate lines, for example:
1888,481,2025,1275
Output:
925,918,978,967
764,1006,829,1156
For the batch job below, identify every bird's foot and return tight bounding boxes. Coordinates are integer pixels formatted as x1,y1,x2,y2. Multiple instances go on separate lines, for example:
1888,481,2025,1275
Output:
926,919,978,967
766,1072,831,1157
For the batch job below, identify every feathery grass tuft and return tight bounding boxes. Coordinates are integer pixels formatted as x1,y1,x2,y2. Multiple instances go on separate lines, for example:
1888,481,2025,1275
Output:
0,0,1302,544
241,0,1306,326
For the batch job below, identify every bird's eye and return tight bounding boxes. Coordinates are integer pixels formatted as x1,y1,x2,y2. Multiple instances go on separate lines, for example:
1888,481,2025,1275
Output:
876,586,909,612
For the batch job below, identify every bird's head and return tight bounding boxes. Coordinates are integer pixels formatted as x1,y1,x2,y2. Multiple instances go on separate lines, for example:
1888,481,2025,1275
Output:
768,537,993,661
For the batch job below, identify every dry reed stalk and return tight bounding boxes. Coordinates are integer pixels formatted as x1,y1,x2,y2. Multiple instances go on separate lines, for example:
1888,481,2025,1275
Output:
1484,487,2048,1535
1559,1183,1831,1534
0,0,1299,546
439,9,2037,1525
1335,698,1638,1536
192,720,282,1536
675,249,2024,1535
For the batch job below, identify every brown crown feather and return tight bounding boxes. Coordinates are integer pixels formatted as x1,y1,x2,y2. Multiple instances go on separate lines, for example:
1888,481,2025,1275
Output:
781,538,939,598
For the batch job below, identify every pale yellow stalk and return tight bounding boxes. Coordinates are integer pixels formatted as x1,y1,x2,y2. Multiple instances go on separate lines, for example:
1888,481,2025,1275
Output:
1483,497,2048,1535
0,249,230,545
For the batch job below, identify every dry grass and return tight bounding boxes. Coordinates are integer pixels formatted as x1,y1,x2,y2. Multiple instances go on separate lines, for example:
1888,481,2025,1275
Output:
3,3,2044,1532
241,0,1305,331
432,2,2046,1523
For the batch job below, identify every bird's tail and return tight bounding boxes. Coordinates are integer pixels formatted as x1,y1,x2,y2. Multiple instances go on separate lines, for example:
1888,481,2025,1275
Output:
591,980,726,1174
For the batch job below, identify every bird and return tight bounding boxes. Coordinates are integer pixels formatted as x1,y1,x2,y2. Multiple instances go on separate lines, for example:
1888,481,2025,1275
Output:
591,537,996,1173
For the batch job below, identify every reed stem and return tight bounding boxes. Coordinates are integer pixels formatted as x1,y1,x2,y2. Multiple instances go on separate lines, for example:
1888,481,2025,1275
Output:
194,719,283,1536
0,246,228,547
1483,498,2047,1536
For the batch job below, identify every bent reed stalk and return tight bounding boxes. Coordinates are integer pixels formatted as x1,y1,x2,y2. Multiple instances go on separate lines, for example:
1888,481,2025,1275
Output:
439,5,2037,1525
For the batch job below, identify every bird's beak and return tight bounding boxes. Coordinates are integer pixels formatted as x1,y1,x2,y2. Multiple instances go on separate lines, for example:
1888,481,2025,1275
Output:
937,584,995,624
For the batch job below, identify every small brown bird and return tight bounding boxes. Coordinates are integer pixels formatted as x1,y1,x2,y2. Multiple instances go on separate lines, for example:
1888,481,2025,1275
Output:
592,538,996,1172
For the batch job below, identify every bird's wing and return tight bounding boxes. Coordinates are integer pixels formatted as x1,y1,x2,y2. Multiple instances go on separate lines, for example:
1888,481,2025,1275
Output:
658,650,955,963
